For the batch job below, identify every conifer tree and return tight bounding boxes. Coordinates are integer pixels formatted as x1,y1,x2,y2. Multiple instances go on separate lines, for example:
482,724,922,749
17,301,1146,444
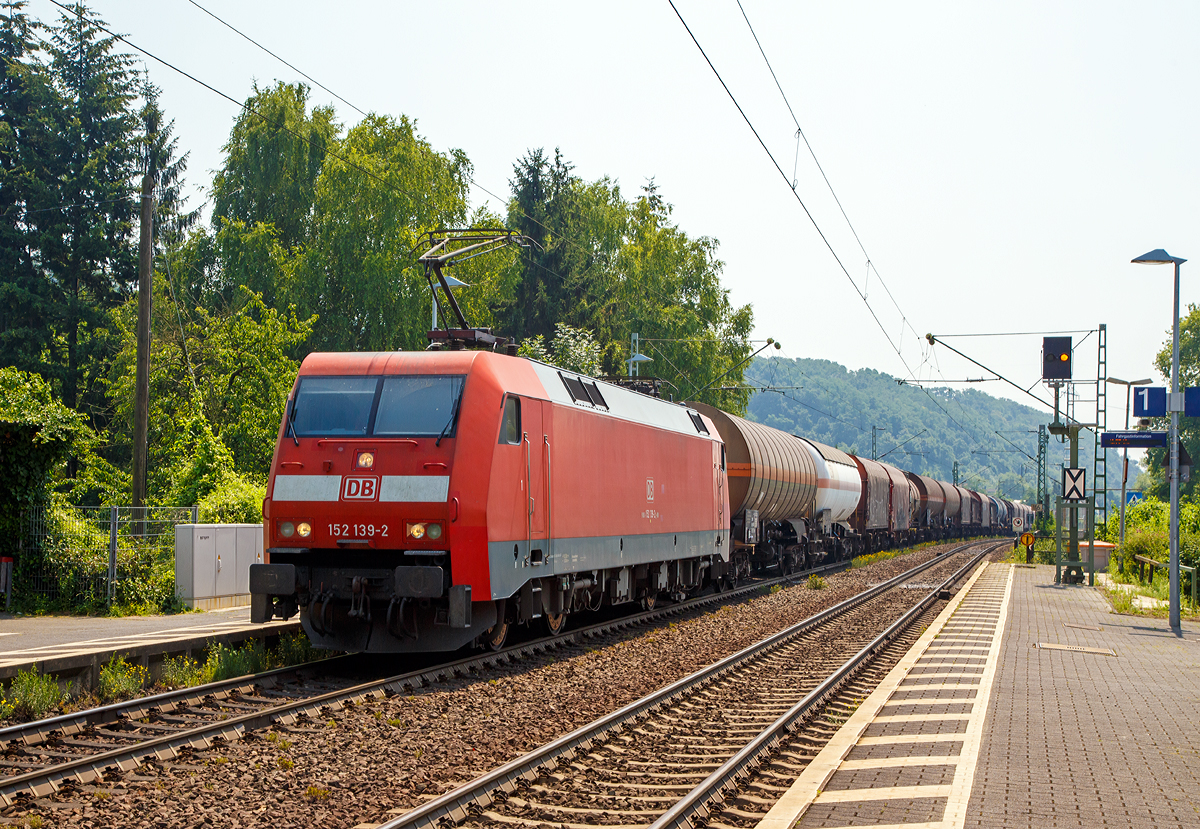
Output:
41,2,139,413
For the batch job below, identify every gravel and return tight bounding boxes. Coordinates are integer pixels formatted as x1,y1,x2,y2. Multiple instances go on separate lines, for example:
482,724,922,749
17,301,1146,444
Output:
3,543,984,828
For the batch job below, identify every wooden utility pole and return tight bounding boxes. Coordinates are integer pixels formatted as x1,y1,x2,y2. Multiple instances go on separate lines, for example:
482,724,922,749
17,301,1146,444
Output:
132,170,153,525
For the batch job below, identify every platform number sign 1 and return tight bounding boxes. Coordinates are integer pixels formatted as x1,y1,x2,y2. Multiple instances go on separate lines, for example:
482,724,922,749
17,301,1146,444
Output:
1062,468,1086,502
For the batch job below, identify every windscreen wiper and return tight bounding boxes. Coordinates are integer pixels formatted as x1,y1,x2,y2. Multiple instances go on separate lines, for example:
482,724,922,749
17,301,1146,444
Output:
286,401,299,446
435,391,462,447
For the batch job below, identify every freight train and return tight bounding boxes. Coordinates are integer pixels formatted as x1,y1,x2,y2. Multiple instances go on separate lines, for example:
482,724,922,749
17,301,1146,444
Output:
249,349,1032,653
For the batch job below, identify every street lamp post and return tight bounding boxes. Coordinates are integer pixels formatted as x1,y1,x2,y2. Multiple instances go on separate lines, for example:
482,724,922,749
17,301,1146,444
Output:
1105,375,1153,573
1132,249,1187,630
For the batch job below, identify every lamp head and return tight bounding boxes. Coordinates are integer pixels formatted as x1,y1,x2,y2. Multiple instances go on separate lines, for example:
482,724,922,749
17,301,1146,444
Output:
1132,249,1186,265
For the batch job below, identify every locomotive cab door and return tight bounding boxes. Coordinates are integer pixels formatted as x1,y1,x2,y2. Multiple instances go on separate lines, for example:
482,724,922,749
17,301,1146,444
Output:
715,442,726,526
523,399,549,563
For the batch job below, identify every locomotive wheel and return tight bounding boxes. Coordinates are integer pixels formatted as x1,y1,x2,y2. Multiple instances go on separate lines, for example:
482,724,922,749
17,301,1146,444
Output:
484,619,509,651
543,612,567,636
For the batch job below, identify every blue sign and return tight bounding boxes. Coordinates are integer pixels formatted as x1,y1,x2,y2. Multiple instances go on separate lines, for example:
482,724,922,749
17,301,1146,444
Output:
1133,386,1166,418
1126,491,1144,505
1101,431,1168,448
1187,388,1200,417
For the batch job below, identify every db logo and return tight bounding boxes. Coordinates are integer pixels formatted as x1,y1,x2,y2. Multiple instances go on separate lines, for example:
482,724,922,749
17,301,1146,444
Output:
646,478,654,502
341,476,379,501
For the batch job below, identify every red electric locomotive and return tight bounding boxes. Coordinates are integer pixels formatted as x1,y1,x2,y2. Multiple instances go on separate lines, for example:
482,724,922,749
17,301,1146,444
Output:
250,349,730,653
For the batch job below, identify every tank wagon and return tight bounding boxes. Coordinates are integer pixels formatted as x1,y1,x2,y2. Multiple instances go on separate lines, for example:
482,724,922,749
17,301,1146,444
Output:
250,350,1031,654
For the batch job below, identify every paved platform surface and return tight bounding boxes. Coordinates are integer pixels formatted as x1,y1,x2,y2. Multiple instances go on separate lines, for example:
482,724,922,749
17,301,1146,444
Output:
0,607,298,679
758,562,1200,828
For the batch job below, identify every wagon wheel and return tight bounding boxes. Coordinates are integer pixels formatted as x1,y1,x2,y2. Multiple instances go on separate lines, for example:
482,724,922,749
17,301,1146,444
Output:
642,593,657,610
543,612,567,636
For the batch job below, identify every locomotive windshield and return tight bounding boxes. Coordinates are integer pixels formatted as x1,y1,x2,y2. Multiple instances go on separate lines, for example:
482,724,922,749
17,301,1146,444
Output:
375,376,464,436
290,375,465,438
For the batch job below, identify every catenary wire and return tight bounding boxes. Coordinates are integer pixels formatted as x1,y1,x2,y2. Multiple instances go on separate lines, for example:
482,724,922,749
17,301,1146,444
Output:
92,0,732,353
736,0,918,347
185,0,367,118
668,0,978,444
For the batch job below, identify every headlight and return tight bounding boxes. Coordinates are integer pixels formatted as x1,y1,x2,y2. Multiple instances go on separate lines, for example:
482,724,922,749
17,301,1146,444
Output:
407,522,426,539
356,451,375,469
426,523,442,540
279,521,295,538
297,522,313,537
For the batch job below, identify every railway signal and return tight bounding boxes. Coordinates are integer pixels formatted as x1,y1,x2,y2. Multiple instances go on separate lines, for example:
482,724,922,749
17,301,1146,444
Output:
1042,336,1072,380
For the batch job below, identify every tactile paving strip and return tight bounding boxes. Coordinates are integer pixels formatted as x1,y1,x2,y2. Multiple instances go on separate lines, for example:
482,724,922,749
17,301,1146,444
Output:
757,562,1013,829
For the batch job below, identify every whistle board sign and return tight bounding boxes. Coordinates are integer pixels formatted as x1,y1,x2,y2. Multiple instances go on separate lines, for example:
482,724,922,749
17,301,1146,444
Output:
1062,468,1086,501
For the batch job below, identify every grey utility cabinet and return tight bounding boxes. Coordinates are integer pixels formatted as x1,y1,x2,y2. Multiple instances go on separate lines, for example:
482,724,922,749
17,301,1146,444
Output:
175,524,264,610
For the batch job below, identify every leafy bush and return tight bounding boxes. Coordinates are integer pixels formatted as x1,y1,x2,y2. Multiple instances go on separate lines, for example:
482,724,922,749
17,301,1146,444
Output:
0,367,90,559
98,654,149,701
198,473,265,524
3,669,66,720
1123,527,1168,564
806,574,826,590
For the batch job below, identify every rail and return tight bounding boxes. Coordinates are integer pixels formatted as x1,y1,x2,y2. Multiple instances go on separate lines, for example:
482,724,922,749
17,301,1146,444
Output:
0,554,852,805
375,539,999,829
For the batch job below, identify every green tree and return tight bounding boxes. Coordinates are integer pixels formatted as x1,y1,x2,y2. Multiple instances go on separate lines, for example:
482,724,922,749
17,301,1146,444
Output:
501,149,625,345
0,2,58,379
139,82,198,246
211,81,338,253
40,3,140,412
605,182,753,413
291,113,471,352
107,282,313,496
503,157,753,412
1148,302,1200,499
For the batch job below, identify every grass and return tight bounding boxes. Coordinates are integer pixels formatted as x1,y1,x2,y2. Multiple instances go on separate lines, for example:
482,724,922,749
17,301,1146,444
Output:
806,574,826,590
305,786,330,801
851,549,902,569
1101,557,1200,619
1,631,333,724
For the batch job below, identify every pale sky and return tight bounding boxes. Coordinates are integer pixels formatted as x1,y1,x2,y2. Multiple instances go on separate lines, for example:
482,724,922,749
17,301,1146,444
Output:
31,1,1200,457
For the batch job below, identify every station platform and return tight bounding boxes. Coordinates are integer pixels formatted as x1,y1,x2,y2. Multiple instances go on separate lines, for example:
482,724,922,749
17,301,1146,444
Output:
0,607,298,689
758,561,1200,829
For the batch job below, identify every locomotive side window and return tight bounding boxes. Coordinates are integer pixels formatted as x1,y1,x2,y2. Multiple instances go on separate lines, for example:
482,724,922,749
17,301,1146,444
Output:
375,376,465,437
291,377,378,436
499,396,521,445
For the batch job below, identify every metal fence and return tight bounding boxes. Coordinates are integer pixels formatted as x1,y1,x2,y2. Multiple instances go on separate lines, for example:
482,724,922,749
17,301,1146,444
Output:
14,505,197,611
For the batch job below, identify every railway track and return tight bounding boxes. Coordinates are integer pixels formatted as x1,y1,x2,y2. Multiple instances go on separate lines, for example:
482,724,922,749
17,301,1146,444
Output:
0,552,867,806
375,539,1003,829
